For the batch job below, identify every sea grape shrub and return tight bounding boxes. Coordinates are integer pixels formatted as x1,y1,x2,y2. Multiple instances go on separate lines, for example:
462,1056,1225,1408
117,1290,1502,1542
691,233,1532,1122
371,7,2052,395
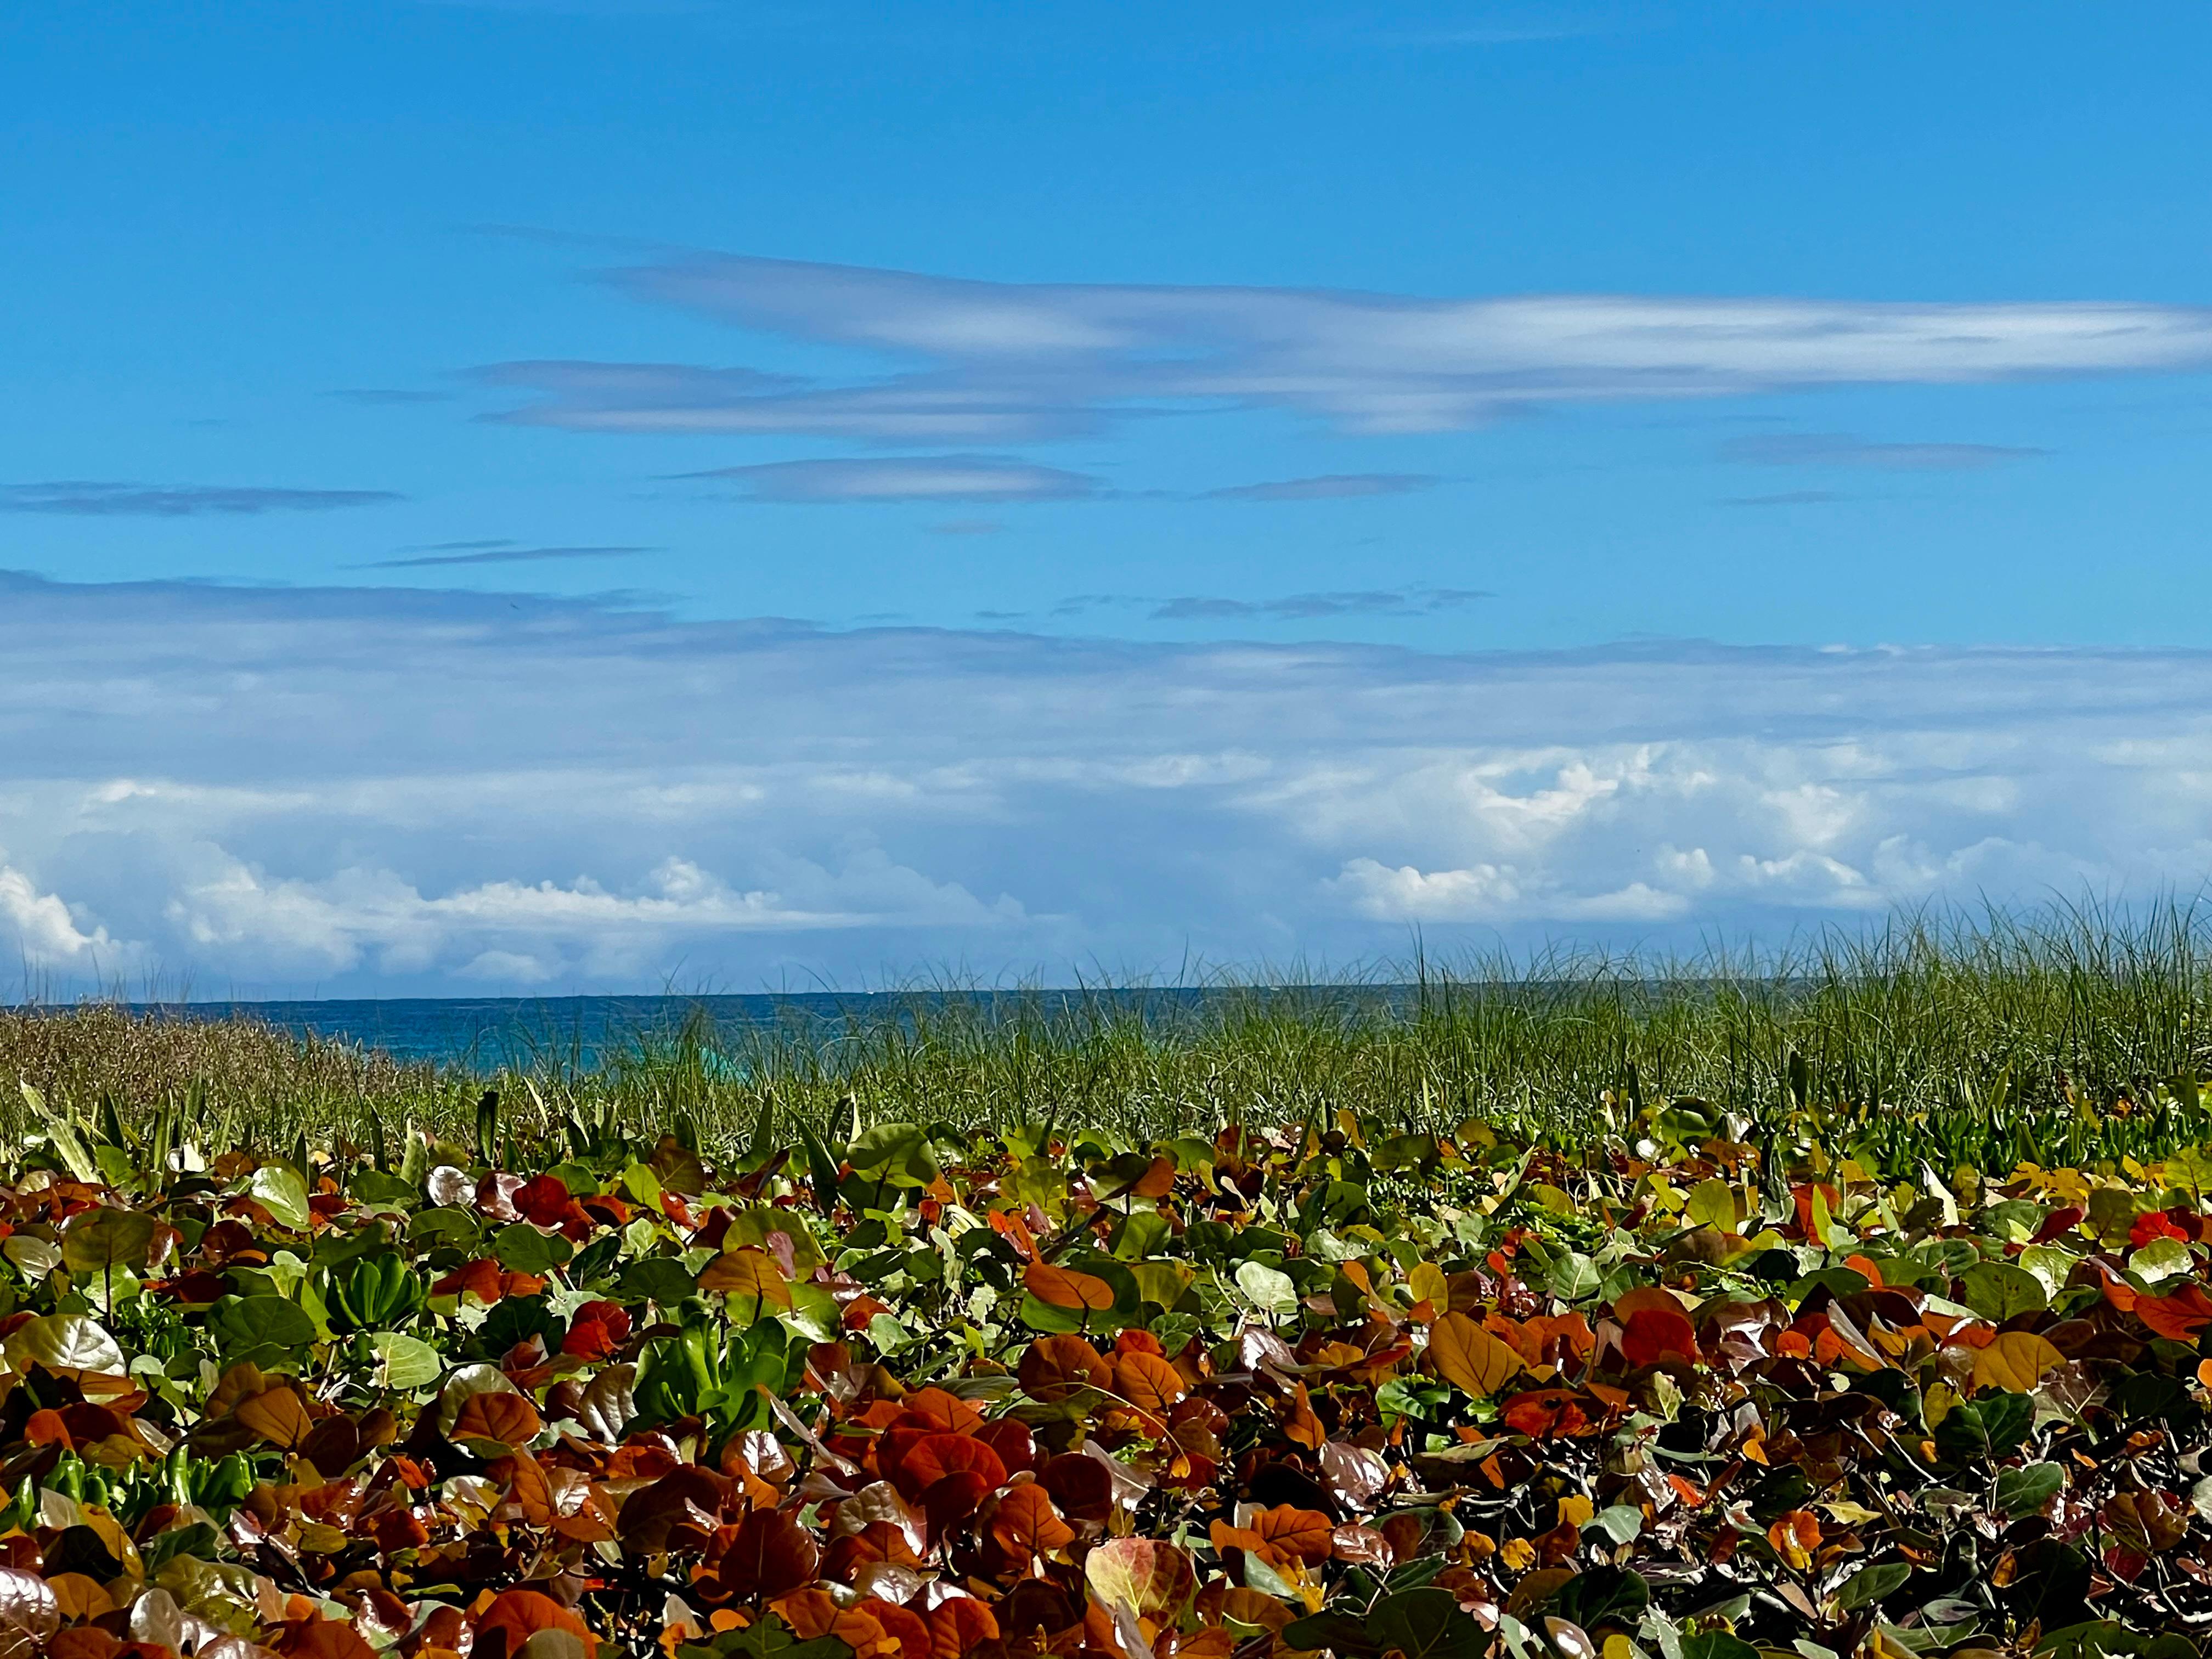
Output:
2,1110,2212,1655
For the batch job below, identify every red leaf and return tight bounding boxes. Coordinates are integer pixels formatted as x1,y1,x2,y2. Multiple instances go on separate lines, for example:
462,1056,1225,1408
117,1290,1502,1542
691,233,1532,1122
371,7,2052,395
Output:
711,1506,822,1601
889,1431,1008,1504
516,1173,582,1228
1500,1388,1592,1439
560,1299,633,1362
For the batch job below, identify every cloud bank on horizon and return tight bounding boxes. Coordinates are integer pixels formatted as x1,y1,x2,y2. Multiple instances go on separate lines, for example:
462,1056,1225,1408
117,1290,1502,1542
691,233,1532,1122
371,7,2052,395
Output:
3,570,2207,995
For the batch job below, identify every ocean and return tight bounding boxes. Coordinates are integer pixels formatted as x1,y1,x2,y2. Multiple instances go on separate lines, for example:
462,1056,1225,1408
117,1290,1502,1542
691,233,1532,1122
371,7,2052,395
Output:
134,987,1409,1070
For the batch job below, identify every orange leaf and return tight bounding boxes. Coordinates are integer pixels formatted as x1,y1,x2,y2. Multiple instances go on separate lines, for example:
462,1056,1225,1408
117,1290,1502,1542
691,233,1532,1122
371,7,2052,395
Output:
889,1432,1008,1504
2138,1282,2212,1341
925,1598,1000,1659
1018,1333,1112,1402
1499,1388,1590,1439
236,1383,316,1451
990,1482,1074,1562
1113,1350,1188,1427
1025,1262,1117,1312
1248,1503,1335,1565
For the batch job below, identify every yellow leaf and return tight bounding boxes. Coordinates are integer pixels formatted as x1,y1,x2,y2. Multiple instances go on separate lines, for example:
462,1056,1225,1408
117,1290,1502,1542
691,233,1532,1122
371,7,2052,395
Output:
1685,1179,1737,1232
1408,1262,1448,1311
1427,1311,1521,1398
1972,1329,2063,1394
1556,1494,1594,1528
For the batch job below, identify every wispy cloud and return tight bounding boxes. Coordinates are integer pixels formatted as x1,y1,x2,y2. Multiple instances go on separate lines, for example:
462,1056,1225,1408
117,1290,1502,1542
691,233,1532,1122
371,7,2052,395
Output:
1719,489,1847,507
1198,473,1438,502
1056,586,1492,622
0,482,403,517
362,542,656,569
675,455,1105,503
1722,432,2047,471
8,570,2212,989
1148,588,1492,621
478,250,2212,444
329,388,452,406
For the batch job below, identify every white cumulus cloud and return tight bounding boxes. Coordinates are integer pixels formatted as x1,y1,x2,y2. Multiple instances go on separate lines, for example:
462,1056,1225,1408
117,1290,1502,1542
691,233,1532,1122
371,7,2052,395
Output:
5,571,2212,991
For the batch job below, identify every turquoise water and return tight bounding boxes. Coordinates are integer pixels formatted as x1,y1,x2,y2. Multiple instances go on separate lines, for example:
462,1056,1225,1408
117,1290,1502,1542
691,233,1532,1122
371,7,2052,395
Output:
136,988,1410,1069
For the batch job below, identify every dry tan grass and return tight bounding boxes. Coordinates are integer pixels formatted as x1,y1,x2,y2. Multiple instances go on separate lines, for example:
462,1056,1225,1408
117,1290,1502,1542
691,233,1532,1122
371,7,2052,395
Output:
0,1003,447,1127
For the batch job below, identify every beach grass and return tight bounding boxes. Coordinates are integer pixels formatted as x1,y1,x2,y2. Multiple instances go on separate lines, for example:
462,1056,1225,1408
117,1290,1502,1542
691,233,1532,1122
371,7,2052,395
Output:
8,898,2212,1177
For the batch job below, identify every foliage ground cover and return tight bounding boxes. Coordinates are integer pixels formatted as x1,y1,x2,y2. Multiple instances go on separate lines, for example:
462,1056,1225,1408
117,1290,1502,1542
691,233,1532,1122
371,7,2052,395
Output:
5,1052,2212,1659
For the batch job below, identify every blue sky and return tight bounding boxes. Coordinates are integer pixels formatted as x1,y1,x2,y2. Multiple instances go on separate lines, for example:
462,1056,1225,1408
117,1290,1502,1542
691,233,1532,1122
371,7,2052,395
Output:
4,3,2211,992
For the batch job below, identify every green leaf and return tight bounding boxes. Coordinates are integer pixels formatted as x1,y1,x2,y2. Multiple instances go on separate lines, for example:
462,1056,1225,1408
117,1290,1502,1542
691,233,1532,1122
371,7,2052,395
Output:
1833,1561,1910,1611
61,1208,156,1275
1551,1566,1650,1631
492,1222,573,1276
845,1122,939,1188
1235,1260,1299,1316
619,1256,698,1306
1585,1505,1644,1545
1544,1250,1602,1301
1959,1260,2047,1322
368,1331,443,1390
247,1164,312,1232
1681,1635,1760,1659
210,1294,318,1355
1369,1588,1488,1659
1996,1462,2065,1519
4,1313,126,1376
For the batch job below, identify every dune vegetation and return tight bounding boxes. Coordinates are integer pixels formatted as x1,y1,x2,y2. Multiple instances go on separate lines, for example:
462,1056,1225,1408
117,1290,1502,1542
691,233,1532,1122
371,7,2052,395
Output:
4,905,2212,1656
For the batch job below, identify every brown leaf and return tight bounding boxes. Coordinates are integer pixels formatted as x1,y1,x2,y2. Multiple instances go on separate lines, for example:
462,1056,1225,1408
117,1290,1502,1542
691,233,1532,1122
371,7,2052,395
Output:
714,1506,823,1601
471,1588,597,1659
452,1391,543,1449
235,1383,316,1451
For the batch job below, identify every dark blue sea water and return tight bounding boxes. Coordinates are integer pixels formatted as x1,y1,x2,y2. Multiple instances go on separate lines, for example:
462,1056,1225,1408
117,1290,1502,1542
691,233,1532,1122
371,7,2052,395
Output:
131,988,1413,1070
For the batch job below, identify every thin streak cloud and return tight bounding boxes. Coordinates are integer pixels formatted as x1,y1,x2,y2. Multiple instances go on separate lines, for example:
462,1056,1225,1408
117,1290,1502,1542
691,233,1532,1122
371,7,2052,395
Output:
1,482,403,516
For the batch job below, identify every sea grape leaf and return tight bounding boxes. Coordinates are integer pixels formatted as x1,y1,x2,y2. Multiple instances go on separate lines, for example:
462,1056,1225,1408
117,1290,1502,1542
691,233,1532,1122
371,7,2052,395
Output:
845,1122,939,1188
368,1331,443,1390
61,1208,156,1275
1429,1311,1521,1399
1234,1260,1299,1316
247,1164,313,1232
211,1295,318,1356
1370,1587,1489,1658
1996,1462,2064,1519
1959,1261,2046,1322
5,1313,126,1376
492,1222,573,1276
